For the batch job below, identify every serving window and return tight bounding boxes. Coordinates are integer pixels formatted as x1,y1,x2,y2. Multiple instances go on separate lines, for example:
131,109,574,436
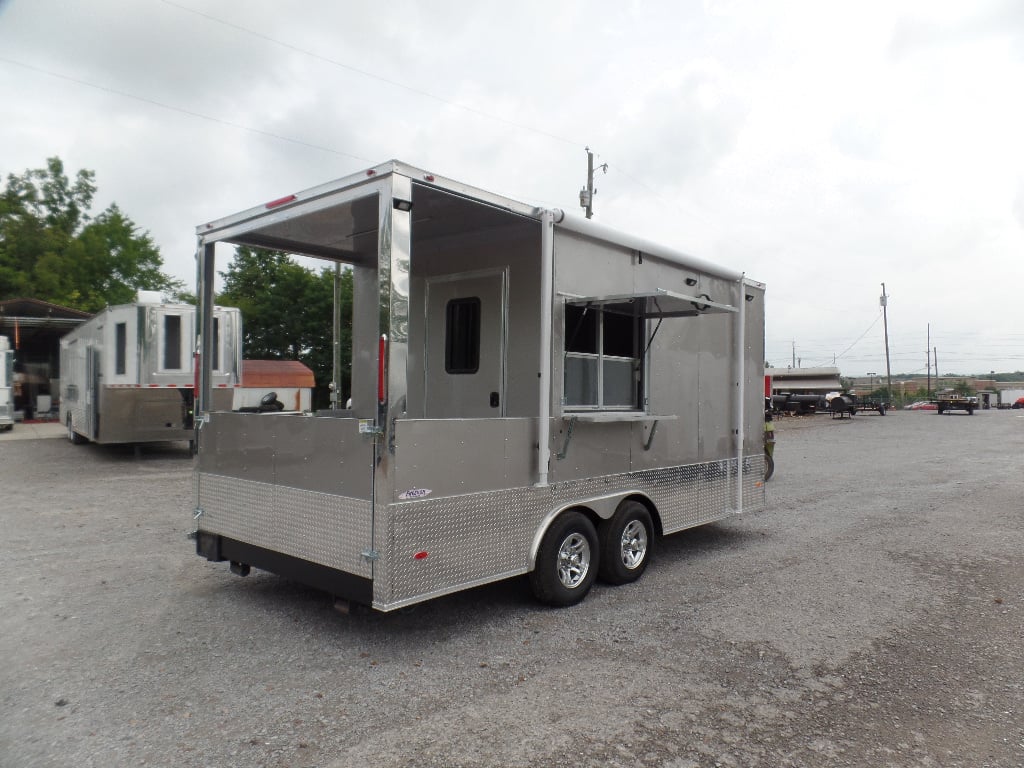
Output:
561,287,738,416
564,301,642,410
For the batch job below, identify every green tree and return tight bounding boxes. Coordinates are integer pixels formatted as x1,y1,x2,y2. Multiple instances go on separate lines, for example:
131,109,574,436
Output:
218,247,351,406
0,157,182,310
951,378,975,396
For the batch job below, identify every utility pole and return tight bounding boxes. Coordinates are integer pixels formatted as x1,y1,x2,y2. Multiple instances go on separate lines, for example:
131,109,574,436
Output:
792,340,796,369
880,283,892,400
934,347,939,391
579,146,607,219
926,323,931,397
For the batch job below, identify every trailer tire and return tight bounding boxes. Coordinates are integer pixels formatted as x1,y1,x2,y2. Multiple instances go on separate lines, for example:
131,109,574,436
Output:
529,511,599,606
66,415,86,445
598,501,654,585
764,452,775,481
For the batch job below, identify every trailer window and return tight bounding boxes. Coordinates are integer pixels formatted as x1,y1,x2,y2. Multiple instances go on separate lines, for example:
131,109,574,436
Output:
163,315,182,370
211,317,220,371
115,323,127,375
445,297,480,374
564,302,642,410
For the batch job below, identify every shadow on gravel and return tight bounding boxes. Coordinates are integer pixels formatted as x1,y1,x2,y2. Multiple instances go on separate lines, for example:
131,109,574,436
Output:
197,520,764,639
73,441,193,463
655,520,765,563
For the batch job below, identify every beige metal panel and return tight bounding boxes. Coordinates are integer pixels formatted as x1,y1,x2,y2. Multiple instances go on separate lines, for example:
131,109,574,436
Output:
94,387,231,444
552,230,634,300
272,415,374,499
743,282,767,455
198,411,373,499
696,312,734,461
548,419,632,482
392,418,535,499
198,411,277,481
631,313,703,471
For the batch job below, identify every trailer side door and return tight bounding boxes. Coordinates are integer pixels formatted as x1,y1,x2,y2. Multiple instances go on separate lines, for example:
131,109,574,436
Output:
424,270,506,418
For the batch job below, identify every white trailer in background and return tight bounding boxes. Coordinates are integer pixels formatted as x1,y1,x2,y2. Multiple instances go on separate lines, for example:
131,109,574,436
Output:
0,335,13,431
60,293,241,446
998,388,1024,408
191,161,766,611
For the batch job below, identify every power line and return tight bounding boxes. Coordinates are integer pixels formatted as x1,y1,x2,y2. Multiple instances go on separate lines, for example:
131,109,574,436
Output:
159,1,717,225
807,312,883,367
0,55,373,163
158,0,581,149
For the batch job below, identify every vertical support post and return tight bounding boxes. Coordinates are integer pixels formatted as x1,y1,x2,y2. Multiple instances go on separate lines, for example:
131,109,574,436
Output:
332,262,342,408
197,241,216,415
536,210,555,487
734,276,747,512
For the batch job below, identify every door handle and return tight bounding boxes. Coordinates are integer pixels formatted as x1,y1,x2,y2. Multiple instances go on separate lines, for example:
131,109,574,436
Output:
490,392,500,408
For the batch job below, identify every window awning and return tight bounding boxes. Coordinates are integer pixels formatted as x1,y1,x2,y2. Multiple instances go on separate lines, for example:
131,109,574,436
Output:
560,288,737,317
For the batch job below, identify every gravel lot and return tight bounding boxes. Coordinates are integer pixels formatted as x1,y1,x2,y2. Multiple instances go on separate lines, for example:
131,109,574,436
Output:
2,409,1022,768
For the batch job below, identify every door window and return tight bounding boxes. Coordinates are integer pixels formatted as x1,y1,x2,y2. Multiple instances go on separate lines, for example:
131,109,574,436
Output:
444,297,481,374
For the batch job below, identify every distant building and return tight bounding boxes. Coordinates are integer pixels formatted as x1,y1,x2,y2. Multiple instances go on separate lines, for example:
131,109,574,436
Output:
765,366,842,396
235,359,316,412
0,298,92,419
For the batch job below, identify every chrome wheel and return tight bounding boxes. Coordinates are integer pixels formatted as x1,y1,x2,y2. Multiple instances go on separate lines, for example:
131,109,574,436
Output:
619,519,649,570
557,532,592,589
529,511,599,606
598,501,654,585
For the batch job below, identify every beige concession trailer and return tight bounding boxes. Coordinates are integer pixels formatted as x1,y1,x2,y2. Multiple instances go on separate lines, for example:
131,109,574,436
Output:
191,161,766,611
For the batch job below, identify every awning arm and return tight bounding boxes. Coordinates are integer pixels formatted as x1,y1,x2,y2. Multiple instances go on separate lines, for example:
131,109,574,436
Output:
560,288,737,317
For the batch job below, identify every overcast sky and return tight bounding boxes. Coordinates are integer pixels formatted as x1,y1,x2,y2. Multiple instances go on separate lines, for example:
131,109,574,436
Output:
2,0,1022,377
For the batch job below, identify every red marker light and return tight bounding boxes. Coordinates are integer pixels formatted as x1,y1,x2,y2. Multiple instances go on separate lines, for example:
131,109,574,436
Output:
265,194,297,209
423,174,434,182
413,551,429,560
366,169,377,177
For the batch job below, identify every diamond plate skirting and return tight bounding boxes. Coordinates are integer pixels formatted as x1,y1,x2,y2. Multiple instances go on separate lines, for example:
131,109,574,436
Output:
197,456,765,611
195,472,373,578
378,454,766,609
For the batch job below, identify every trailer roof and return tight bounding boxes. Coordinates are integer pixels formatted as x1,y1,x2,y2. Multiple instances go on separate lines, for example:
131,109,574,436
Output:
197,160,745,281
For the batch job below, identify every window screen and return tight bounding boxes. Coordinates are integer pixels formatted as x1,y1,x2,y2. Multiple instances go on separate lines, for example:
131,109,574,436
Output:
445,297,480,374
115,323,127,375
163,315,182,370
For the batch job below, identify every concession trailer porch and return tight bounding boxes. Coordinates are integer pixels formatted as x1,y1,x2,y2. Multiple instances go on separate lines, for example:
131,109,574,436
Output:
191,161,766,611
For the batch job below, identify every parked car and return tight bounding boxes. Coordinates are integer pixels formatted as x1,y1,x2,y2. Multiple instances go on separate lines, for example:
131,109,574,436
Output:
1013,397,1024,409
903,400,938,411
